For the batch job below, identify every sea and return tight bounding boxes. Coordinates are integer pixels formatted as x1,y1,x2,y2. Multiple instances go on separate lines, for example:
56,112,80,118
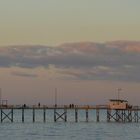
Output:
0,109,140,140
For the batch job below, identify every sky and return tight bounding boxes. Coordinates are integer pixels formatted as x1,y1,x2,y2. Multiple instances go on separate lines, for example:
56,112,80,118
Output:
0,0,140,105
0,0,140,46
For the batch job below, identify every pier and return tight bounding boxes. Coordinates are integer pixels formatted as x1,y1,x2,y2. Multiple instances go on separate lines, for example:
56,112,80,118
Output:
0,105,140,123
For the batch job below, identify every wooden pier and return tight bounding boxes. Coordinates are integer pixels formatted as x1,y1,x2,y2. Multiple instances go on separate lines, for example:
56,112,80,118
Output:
0,105,140,123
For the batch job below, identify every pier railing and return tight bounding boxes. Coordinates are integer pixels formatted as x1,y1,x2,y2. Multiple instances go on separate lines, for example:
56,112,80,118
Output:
0,104,109,109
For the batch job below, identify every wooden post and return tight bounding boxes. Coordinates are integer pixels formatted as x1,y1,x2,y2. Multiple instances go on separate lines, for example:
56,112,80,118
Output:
133,110,136,122
121,110,124,122
107,109,111,122
33,108,35,123
43,108,46,122
116,110,120,122
136,110,138,122
54,109,56,122
22,108,24,123
86,109,88,122
64,109,67,122
75,108,78,122
96,109,99,122
134,110,138,123
122,109,126,122
11,108,13,123
1,109,2,123
128,110,132,122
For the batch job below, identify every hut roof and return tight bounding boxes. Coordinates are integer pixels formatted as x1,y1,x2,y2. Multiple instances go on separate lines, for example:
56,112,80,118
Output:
109,99,128,102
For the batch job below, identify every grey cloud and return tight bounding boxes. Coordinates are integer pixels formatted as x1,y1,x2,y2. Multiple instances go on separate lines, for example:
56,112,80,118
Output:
0,41,140,81
11,71,38,78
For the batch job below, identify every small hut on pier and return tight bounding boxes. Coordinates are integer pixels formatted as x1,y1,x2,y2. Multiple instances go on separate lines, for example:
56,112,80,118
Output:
109,99,130,109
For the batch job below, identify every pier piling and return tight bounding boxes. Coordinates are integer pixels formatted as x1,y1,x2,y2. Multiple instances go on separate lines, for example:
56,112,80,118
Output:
11,108,13,122
43,108,46,122
86,109,88,122
96,109,99,122
64,108,67,122
75,108,78,122
33,108,35,123
22,108,24,123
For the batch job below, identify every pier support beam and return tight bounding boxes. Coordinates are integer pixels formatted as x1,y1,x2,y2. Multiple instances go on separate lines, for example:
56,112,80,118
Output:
54,108,67,122
43,108,46,122
127,110,132,122
54,108,56,122
1,109,14,123
134,110,138,122
33,108,35,123
22,108,24,123
96,109,99,122
86,109,88,122
122,110,126,122
11,108,13,122
107,109,111,122
64,108,67,122
106,109,140,123
75,109,78,122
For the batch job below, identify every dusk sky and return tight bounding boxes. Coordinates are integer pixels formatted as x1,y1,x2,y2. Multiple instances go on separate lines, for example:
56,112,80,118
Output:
0,0,140,105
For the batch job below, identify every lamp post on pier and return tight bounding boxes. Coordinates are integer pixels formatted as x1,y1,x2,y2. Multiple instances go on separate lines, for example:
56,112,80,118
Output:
55,88,57,108
0,88,1,107
118,88,122,100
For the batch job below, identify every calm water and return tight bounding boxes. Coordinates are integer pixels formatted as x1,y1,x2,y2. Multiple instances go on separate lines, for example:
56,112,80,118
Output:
0,109,140,140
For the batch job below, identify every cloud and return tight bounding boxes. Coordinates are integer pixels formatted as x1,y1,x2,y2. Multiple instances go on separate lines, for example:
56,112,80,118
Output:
0,41,140,81
11,71,38,78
